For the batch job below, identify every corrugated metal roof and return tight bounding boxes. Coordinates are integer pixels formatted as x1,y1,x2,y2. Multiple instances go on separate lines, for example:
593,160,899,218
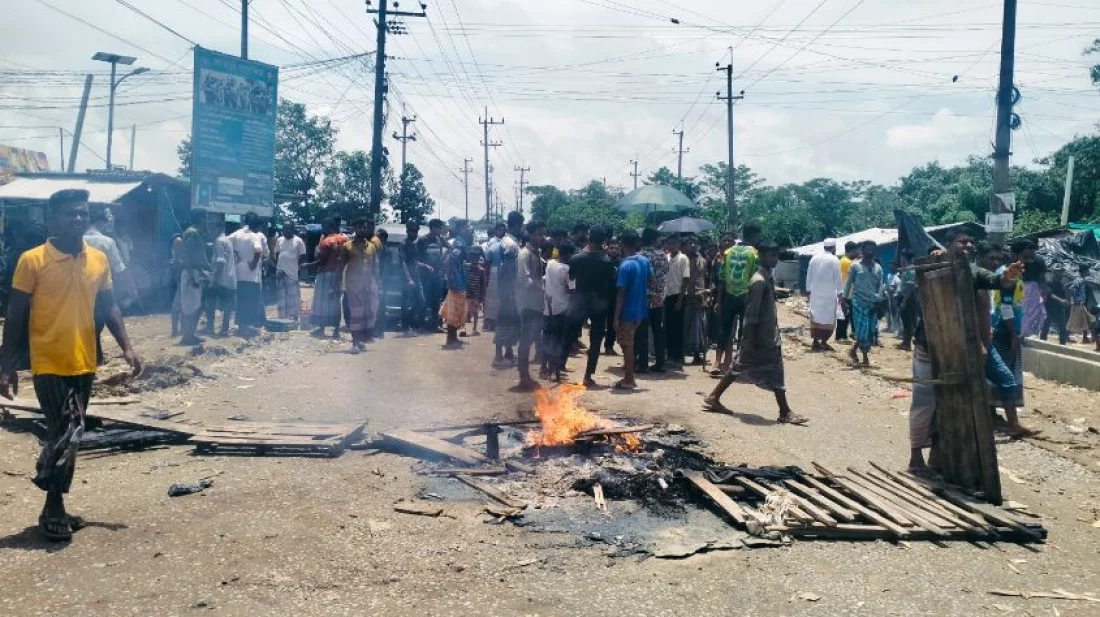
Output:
0,176,143,204
793,222,969,257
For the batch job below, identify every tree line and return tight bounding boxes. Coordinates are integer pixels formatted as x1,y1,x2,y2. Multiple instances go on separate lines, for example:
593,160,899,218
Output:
177,99,437,225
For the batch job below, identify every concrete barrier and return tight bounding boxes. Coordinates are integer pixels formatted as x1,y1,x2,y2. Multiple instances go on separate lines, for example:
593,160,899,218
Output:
1021,338,1100,392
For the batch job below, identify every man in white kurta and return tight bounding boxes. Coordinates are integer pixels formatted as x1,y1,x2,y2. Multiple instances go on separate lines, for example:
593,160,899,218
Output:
805,238,842,351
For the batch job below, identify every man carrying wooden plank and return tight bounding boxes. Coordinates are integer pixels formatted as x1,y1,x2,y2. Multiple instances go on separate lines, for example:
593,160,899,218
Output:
907,228,1033,477
0,189,143,542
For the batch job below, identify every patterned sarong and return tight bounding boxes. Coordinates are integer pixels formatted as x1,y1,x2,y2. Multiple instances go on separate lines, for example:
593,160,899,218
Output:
311,271,342,328
440,290,467,329
850,300,877,353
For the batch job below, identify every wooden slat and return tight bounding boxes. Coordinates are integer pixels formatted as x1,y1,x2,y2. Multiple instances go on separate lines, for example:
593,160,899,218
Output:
782,478,857,522
849,468,968,531
827,469,952,538
680,470,747,527
82,408,196,436
861,469,983,532
190,435,340,448
453,474,527,509
900,472,1044,541
575,424,654,439
381,428,488,466
798,474,909,539
868,462,994,531
773,523,1036,542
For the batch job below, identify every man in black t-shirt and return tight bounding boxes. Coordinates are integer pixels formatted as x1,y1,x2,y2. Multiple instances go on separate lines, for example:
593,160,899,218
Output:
401,222,423,332
568,226,617,387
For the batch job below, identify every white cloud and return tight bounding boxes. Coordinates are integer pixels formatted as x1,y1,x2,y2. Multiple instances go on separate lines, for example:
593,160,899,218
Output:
885,108,986,150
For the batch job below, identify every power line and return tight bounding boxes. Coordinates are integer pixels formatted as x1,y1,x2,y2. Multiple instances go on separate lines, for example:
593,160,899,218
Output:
29,0,180,63
112,0,198,45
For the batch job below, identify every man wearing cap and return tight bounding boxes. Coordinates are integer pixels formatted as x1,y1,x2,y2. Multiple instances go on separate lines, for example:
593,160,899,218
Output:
805,238,842,350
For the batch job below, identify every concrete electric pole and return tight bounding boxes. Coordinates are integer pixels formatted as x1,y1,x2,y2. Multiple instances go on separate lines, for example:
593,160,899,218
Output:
460,158,473,220
480,108,504,221
366,0,426,221
672,128,688,180
514,166,530,214
717,61,744,231
989,0,1018,242
241,0,249,59
67,74,93,173
629,158,640,190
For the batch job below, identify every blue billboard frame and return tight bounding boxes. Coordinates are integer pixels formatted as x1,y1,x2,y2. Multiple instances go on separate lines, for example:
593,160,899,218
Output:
190,47,278,217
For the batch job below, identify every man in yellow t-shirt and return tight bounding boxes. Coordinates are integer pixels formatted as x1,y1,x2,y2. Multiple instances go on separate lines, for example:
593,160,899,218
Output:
835,241,860,341
0,189,142,542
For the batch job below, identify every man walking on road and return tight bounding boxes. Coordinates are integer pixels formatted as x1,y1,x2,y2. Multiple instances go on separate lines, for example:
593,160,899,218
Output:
400,222,423,334
805,238,842,351
493,212,524,368
835,241,859,342
417,219,448,333
306,218,347,339
179,211,211,346
613,230,652,391
440,220,472,348
843,240,885,367
204,214,235,336
0,189,143,542
704,240,807,425
636,227,669,373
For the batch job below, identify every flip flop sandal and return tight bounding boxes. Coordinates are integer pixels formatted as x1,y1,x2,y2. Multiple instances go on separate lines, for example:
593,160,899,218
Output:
612,381,636,391
67,515,86,532
39,516,72,542
777,414,809,426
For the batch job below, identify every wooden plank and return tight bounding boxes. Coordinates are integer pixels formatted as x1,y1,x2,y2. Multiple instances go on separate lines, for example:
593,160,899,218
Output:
849,468,969,531
916,254,1002,503
453,474,527,509
381,428,488,466
759,479,838,527
901,472,1044,541
816,465,950,537
680,470,747,527
868,462,994,531
799,473,910,538
190,434,340,448
772,523,1035,542
782,478,857,522
732,477,815,524
862,469,982,531
413,419,542,432
430,467,507,476
82,408,196,436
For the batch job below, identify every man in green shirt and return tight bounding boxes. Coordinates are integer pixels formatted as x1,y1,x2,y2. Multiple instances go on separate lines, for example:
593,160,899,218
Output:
713,220,760,374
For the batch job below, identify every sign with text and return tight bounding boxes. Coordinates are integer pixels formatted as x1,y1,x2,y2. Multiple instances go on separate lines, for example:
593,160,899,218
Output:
190,47,278,217
985,212,1014,233
0,145,49,176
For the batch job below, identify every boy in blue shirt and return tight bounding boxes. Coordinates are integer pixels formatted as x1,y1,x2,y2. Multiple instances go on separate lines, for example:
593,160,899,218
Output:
613,230,653,391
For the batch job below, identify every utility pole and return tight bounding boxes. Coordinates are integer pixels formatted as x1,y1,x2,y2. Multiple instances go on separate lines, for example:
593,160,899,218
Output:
1060,155,1075,226
459,158,473,220
58,128,64,170
128,124,136,170
366,1,426,221
392,114,416,217
990,0,1018,242
67,74,93,173
629,158,640,190
241,0,249,59
717,60,745,231
514,166,530,214
479,107,504,221
672,128,688,180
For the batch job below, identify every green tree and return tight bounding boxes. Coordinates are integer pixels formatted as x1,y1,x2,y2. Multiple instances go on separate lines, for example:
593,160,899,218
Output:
275,99,338,223
527,185,569,222
1040,135,1100,223
390,163,435,224
1087,38,1100,89
645,166,702,201
696,163,765,229
318,150,375,222
794,178,855,238
176,136,191,177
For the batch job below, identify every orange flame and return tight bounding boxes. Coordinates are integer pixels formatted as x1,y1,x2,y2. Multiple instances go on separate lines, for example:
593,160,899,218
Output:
527,384,641,452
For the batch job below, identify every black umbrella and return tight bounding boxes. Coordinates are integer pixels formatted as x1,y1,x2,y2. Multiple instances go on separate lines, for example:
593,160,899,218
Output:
658,217,716,235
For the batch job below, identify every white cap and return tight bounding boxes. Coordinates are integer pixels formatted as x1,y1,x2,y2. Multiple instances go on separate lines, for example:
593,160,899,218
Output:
823,238,837,248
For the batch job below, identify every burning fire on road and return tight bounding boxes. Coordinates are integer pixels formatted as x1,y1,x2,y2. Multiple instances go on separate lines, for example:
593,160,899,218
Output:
527,384,641,453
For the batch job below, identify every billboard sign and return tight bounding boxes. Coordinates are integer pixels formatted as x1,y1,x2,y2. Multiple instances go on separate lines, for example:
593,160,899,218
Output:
0,146,50,177
190,47,278,216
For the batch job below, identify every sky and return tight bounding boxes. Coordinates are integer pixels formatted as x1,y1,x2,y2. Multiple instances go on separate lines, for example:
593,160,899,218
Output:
1,0,1098,221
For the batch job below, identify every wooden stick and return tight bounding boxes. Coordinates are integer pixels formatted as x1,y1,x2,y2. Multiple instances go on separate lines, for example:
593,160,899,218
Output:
819,466,951,537
430,467,507,476
851,468,974,531
812,464,917,528
900,472,1044,541
759,479,838,527
575,424,654,439
771,523,1030,542
868,462,995,531
799,475,910,538
862,469,981,530
453,474,527,510
680,470,748,527
782,478,857,522
413,419,542,433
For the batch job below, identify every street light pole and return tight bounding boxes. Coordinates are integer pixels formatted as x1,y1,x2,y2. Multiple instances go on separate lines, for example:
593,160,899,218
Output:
92,52,145,170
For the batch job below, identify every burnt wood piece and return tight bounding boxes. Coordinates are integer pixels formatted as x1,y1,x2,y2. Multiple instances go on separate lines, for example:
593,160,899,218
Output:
453,474,527,509
799,472,909,539
679,469,748,527
380,428,489,466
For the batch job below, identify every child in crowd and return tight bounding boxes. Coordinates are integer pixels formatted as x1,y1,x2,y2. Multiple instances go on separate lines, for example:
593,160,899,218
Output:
464,246,486,336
